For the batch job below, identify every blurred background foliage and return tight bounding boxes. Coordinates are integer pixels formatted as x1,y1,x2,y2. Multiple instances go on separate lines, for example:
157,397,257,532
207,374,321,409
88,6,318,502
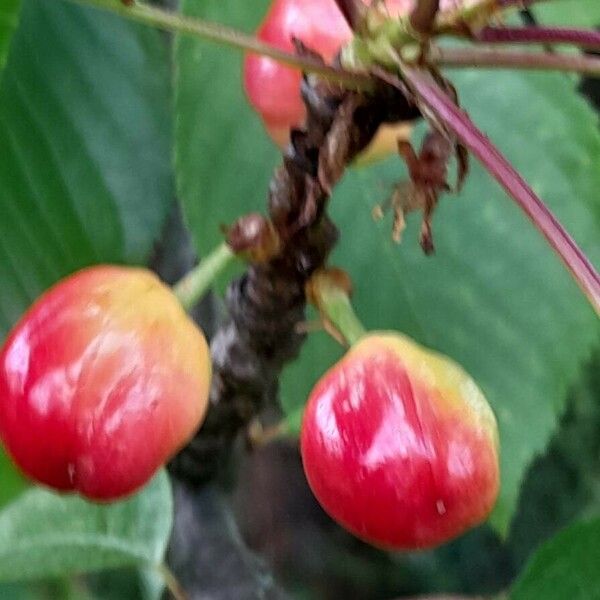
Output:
0,0,598,598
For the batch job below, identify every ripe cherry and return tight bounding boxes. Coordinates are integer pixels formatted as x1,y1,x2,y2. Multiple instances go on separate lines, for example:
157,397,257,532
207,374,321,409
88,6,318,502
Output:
0,266,211,501
300,332,499,550
243,0,417,152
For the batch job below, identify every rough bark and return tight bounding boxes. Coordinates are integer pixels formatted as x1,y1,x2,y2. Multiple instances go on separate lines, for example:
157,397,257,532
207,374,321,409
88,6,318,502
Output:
170,72,419,484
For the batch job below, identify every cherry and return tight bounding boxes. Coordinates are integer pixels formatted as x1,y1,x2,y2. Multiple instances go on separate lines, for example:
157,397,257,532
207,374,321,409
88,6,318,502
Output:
0,266,211,501
244,0,354,146
300,332,499,550
243,0,414,150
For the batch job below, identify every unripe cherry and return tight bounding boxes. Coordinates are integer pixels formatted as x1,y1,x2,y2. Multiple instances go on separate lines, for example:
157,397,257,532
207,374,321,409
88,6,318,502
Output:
0,266,211,501
301,332,499,550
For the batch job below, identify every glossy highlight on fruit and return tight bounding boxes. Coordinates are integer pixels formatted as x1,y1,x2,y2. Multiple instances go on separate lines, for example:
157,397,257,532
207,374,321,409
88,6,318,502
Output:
300,332,499,550
0,266,211,501
243,0,412,148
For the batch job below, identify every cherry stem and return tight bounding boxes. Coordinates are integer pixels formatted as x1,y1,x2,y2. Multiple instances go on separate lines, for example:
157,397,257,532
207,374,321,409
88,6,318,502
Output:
309,272,366,347
476,26,600,51
332,0,365,32
172,243,236,312
432,46,600,76
410,0,440,36
62,0,373,89
398,64,600,315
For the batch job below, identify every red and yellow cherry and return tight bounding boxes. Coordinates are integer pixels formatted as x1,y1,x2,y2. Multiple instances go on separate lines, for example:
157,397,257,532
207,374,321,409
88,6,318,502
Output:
244,0,413,149
300,332,499,550
0,266,211,501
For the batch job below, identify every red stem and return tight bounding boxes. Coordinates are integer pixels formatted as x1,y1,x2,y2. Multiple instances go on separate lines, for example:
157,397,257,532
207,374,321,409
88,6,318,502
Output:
433,47,600,76
398,65,600,315
478,26,600,50
496,0,548,8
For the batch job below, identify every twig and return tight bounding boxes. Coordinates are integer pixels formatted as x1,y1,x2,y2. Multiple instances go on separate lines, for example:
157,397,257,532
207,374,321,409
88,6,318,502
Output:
431,46,600,76
410,0,440,36
396,65,600,315
167,483,289,599
63,0,598,85
476,26,600,51
332,0,366,31
62,0,373,89
497,0,552,8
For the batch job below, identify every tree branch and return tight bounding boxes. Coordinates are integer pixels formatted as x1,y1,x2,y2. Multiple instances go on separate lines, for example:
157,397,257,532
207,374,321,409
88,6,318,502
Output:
170,73,420,483
395,65,600,315
168,482,289,600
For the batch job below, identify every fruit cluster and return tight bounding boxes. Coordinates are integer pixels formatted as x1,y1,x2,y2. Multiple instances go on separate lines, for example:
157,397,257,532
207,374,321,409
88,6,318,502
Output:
244,0,414,151
0,0,500,551
0,265,499,549
243,0,467,156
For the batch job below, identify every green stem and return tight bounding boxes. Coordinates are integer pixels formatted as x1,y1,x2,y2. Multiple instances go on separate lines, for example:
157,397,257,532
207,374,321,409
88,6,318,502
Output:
313,276,366,346
326,292,366,346
62,0,372,89
172,243,236,312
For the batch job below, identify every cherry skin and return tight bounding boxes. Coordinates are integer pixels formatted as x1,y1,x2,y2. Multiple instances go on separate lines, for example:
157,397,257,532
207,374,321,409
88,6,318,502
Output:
300,332,499,550
0,266,211,501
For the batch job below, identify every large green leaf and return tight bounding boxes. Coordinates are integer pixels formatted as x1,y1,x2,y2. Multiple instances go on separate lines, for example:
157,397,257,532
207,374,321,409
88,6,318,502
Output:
175,0,279,261
175,0,600,534
534,0,600,26
0,580,74,600
0,0,173,337
0,0,20,79
0,470,172,582
511,518,600,600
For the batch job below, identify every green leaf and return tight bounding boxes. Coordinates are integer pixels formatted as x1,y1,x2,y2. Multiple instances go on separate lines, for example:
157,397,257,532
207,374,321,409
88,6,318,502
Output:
175,0,279,264
173,0,600,534
85,567,149,600
0,580,73,600
0,0,20,79
511,518,600,600
507,355,600,566
534,0,600,27
0,470,172,582
0,0,173,337
0,448,27,508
